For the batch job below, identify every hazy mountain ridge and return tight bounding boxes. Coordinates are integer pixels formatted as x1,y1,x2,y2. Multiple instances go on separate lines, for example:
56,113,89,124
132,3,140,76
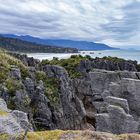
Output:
0,36,78,53
1,34,119,51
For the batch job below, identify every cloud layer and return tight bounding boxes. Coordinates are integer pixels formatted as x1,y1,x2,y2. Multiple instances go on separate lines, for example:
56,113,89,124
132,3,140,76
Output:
0,0,140,48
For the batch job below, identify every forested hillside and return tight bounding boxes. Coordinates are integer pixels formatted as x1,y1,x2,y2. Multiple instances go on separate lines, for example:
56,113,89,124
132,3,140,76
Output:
0,36,78,53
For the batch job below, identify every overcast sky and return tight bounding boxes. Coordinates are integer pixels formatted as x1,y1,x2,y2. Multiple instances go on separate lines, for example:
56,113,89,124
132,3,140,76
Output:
0,0,140,48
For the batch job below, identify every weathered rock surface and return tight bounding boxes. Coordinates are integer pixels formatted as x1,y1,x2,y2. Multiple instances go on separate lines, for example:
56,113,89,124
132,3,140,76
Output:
104,96,129,113
11,53,139,72
0,98,32,135
43,65,87,130
74,70,140,134
10,65,21,80
1,54,140,135
96,102,138,134
77,58,138,73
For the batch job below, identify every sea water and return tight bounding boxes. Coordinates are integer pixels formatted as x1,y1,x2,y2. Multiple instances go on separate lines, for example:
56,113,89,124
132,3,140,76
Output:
27,50,140,64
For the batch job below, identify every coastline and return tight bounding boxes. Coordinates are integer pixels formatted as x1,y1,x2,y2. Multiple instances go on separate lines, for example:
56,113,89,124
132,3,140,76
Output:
26,50,140,63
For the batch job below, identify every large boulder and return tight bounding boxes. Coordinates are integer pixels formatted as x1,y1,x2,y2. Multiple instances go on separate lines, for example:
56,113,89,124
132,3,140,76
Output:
12,110,33,131
104,96,129,113
121,78,140,119
10,65,21,80
43,65,69,78
88,70,120,95
96,104,139,134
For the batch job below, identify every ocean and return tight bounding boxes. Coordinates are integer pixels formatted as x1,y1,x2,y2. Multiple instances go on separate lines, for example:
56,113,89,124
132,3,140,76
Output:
27,50,140,64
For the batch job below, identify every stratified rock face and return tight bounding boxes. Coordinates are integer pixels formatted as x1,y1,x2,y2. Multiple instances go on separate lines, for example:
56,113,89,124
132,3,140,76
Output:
1,53,140,135
77,58,138,73
41,66,140,133
11,53,139,72
121,78,140,119
74,69,140,134
104,96,129,114
0,98,32,135
9,53,40,68
43,65,87,130
96,99,138,134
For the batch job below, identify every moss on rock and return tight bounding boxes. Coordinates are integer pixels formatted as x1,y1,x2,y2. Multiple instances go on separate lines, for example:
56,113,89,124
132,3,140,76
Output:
0,109,8,116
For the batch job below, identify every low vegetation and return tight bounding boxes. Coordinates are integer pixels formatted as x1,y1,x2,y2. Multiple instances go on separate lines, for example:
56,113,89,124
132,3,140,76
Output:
27,130,69,140
0,134,10,140
136,64,140,71
0,49,29,82
0,109,8,116
1,130,140,140
42,55,140,78
117,134,140,140
35,71,60,105
102,56,125,62
0,49,29,109
41,55,92,79
6,78,23,95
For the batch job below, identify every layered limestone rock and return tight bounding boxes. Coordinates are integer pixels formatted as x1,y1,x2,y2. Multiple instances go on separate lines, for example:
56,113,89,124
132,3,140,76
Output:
121,78,140,119
77,58,138,74
43,65,87,130
1,53,140,135
0,98,32,135
74,70,140,134
96,97,139,134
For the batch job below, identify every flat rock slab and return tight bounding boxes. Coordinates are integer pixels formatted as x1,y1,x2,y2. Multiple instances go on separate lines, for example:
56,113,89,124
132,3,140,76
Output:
104,96,129,113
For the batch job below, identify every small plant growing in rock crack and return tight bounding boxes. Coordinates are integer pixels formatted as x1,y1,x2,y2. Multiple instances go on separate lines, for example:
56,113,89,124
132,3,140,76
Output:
6,78,23,95
35,71,60,105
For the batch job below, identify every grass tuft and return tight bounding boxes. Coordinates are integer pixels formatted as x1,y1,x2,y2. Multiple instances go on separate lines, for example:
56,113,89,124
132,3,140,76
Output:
0,109,8,116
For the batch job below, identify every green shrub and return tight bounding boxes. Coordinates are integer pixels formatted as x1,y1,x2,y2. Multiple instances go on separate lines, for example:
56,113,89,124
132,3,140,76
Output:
102,56,125,62
35,71,46,81
23,95,31,106
6,78,22,95
7,98,16,110
20,68,29,79
136,64,140,71
35,71,60,105
44,77,60,104
85,55,92,60
0,49,29,82
0,68,9,83
41,55,88,79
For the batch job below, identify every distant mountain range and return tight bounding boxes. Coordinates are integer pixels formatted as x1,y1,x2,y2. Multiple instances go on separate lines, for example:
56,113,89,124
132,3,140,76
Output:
0,34,119,51
0,36,77,53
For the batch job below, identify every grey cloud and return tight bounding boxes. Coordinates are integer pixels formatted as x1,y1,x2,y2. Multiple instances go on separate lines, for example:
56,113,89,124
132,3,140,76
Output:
101,0,140,45
0,0,139,47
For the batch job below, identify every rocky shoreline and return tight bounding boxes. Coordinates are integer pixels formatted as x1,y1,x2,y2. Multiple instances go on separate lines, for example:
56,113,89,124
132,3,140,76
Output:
1,52,140,139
